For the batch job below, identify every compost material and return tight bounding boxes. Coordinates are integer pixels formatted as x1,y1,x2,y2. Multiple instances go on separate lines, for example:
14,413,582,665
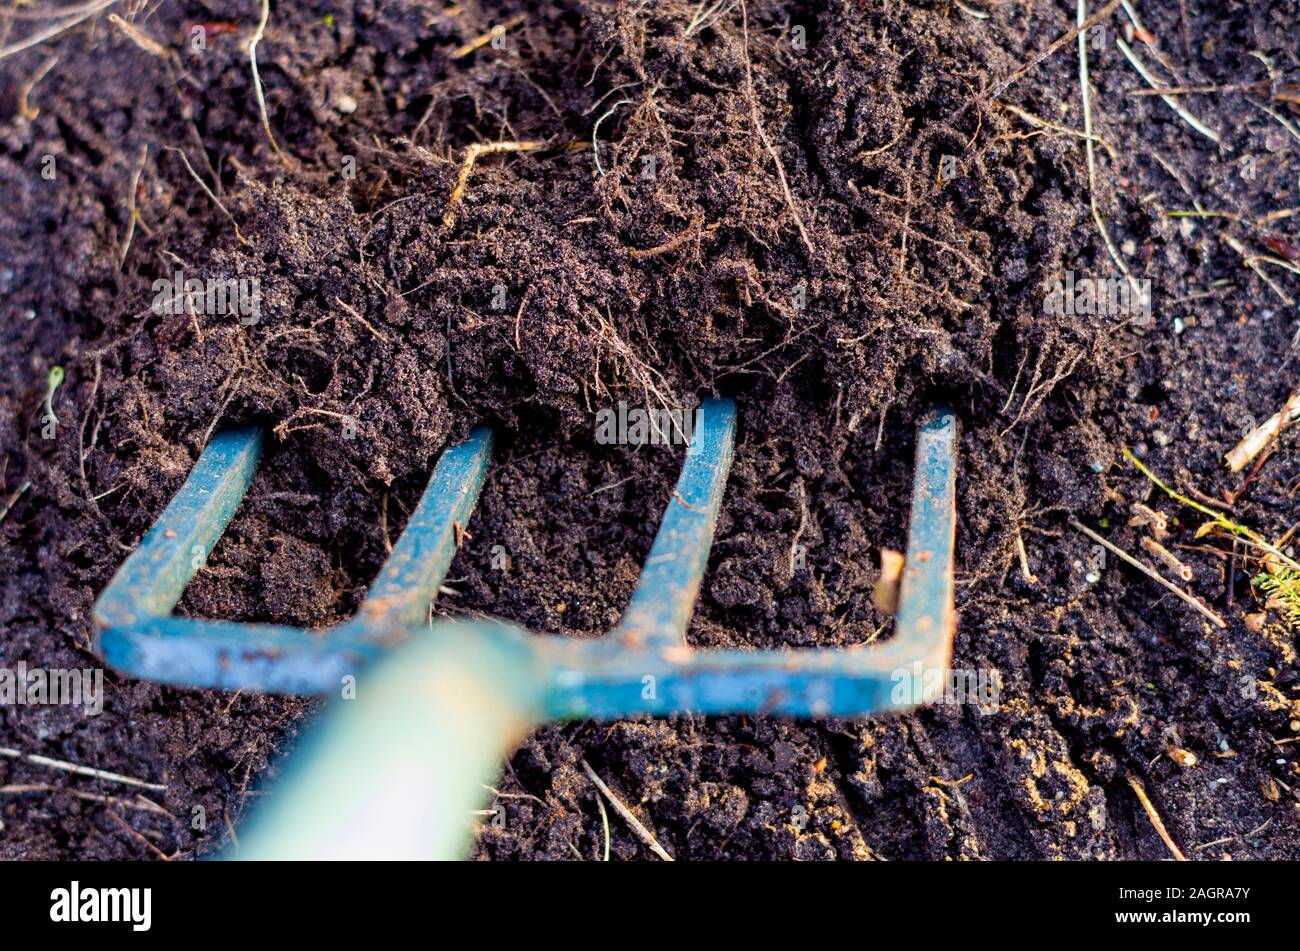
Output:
0,0,1297,859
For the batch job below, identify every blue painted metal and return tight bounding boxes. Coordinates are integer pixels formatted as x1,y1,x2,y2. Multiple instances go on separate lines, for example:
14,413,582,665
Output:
613,398,735,648
343,427,494,638
94,427,263,632
95,427,494,692
94,399,960,859
95,400,958,715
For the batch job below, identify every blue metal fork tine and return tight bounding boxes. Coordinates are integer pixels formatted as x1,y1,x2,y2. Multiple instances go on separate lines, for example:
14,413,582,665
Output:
345,427,494,638
612,397,736,648
94,426,494,692
93,427,263,630
892,409,959,663
95,401,960,719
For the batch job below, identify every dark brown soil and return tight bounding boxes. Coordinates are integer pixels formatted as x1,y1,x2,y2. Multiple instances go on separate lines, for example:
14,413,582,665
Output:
1,0,1298,860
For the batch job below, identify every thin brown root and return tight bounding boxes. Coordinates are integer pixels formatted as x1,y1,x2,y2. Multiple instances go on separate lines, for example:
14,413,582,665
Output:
249,0,295,170
443,140,546,227
625,215,705,259
165,146,250,245
1223,234,1295,306
1077,0,1131,278
16,54,58,119
995,101,1118,162
450,14,524,59
273,406,353,441
118,143,149,269
1126,774,1187,861
1115,37,1225,147
334,296,388,342
106,807,176,861
986,0,1119,98
0,480,31,526
740,0,815,257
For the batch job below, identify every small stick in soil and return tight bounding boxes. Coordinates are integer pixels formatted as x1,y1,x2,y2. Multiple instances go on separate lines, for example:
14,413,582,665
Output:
1069,520,1226,628
443,140,545,227
1226,389,1300,472
1015,527,1038,584
1141,536,1193,582
17,54,58,119
118,143,149,269
0,480,31,526
165,146,250,245
580,759,674,861
107,13,171,60
1128,501,1168,538
1126,774,1187,861
0,747,167,792
0,0,121,61
248,0,294,170
0,783,174,818
450,14,524,59
1222,234,1295,306
1076,0,1130,278
985,0,1120,99
1115,37,1225,147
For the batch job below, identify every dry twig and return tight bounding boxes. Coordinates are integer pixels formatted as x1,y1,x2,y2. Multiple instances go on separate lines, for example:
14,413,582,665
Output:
580,759,674,861
450,14,524,59
0,747,166,792
1126,774,1187,861
1069,520,1226,628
